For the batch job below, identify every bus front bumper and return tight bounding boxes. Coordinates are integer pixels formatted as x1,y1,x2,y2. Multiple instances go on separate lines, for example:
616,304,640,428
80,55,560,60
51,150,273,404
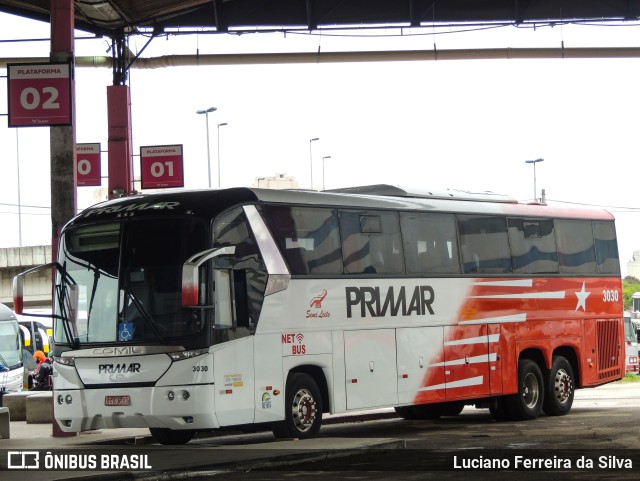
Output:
54,384,219,432
2,368,24,392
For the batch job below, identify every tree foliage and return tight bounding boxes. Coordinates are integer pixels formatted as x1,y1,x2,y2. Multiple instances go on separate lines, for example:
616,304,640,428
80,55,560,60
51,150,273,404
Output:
623,276,640,310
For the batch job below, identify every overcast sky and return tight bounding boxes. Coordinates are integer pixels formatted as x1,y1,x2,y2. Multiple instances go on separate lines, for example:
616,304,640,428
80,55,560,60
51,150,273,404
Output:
1,13,639,276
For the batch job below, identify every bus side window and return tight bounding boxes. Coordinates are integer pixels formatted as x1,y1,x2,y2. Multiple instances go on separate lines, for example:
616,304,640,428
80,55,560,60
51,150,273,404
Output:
593,221,620,275
555,220,597,274
339,210,403,275
232,270,252,329
214,208,268,332
259,205,343,275
507,218,559,274
400,212,460,274
457,215,512,274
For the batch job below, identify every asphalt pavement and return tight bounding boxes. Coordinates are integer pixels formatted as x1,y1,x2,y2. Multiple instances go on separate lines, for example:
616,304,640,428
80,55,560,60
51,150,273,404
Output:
0,408,404,481
1,382,637,481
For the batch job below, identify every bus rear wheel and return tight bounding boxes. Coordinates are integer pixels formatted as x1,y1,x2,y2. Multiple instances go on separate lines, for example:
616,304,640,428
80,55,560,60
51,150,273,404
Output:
149,428,195,445
543,356,575,416
272,373,323,439
503,359,544,421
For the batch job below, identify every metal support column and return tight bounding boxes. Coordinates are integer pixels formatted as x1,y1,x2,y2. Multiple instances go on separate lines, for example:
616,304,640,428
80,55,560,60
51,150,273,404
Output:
50,0,77,254
107,85,133,198
49,0,77,438
107,30,134,199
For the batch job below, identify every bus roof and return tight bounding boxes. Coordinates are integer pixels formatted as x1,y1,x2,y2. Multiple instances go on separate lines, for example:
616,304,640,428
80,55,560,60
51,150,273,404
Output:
67,184,614,227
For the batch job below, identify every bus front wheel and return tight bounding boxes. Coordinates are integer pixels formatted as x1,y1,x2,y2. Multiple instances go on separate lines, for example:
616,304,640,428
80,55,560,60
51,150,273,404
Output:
149,427,195,445
272,373,323,439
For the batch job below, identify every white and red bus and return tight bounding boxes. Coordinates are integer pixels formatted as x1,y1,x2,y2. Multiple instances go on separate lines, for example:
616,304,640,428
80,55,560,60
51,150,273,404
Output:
13,185,623,444
0,303,24,393
624,312,638,372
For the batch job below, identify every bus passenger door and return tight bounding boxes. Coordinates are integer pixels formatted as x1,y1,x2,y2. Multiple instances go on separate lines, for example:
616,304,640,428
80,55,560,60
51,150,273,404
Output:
344,329,398,410
396,327,446,405
213,337,255,426
444,324,491,399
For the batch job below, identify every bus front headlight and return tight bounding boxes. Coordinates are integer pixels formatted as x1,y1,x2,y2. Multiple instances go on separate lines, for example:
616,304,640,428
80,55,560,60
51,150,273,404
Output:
167,348,208,361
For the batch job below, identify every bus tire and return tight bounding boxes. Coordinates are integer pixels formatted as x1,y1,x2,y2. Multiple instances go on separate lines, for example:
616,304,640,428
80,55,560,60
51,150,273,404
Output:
504,359,544,421
149,428,195,445
272,373,323,439
543,356,575,416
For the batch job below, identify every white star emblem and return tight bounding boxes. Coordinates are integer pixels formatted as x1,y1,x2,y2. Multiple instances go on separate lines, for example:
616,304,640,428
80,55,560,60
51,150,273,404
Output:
575,282,591,311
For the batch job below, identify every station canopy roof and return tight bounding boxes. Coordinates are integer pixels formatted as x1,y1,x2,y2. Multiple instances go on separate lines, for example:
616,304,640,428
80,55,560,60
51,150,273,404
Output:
0,0,639,36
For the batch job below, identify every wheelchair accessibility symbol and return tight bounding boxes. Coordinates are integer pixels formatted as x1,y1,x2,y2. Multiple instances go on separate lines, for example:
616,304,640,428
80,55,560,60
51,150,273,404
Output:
118,322,133,341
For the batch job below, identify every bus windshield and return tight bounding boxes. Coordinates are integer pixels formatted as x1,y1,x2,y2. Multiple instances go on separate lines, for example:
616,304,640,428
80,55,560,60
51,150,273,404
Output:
0,319,22,370
54,218,207,346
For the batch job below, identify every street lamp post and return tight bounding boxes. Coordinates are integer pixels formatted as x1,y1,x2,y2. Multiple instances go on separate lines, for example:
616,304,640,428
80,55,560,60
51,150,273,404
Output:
309,137,319,190
196,106,217,188
16,129,22,246
525,158,544,201
322,156,331,191
217,122,228,188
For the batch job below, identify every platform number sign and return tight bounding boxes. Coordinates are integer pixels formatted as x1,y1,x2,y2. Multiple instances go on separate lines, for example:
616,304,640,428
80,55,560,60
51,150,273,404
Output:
7,63,73,127
76,143,101,186
140,145,185,189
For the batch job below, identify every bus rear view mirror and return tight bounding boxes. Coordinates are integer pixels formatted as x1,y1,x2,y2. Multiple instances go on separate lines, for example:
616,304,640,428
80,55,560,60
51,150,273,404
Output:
12,262,61,315
182,246,236,307
12,274,25,314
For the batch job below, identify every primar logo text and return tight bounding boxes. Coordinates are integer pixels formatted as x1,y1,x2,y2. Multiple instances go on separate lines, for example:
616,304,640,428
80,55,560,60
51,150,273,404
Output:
345,285,435,318
98,363,141,374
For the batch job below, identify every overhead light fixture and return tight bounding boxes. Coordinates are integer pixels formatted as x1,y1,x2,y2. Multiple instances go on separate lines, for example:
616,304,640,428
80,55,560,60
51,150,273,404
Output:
75,1,123,23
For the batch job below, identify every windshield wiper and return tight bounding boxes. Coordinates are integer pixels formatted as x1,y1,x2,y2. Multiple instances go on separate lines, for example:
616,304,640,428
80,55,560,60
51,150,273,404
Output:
56,262,80,350
120,285,164,342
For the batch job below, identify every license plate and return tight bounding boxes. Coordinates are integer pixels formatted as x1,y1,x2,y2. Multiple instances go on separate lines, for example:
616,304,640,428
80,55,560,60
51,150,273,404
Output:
105,395,131,406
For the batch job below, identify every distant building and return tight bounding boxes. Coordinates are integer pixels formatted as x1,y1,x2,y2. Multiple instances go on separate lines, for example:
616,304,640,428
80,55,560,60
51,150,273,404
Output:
253,174,299,190
0,245,52,309
627,250,640,279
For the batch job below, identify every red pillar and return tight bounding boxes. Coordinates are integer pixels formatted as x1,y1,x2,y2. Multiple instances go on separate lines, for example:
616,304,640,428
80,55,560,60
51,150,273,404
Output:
49,0,77,257
107,85,134,198
50,0,77,438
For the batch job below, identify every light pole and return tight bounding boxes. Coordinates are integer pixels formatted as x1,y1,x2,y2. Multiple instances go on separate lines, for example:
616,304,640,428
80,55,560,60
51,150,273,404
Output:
196,106,217,188
217,122,228,188
525,158,544,201
322,156,331,191
309,137,319,190
16,129,22,246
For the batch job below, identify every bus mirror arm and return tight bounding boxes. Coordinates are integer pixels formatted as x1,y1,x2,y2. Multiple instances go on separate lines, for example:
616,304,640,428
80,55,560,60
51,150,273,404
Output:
13,262,65,315
182,246,236,307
